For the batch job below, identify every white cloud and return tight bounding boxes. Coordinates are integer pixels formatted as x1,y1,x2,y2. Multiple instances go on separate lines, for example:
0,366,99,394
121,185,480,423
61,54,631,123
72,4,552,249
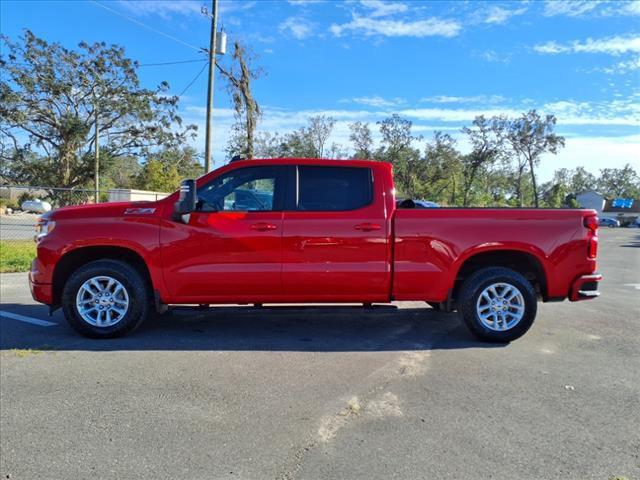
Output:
534,35,640,56
330,15,461,38
542,0,603,17
279,16,315,39
398,99,640,126
181,99,640,177
621,0,640,15
420,95,506,104
360,0,409,18
538,134,640,180
476,49,511,63
287,0,323,4
601,57,640,74
542,0,640,17
541,99,640,126
348,95,405,107
484,5,528,24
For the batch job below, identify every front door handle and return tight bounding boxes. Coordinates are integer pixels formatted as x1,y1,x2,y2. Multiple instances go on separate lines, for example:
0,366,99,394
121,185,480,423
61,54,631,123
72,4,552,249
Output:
251,222,278,231
354,223,382,232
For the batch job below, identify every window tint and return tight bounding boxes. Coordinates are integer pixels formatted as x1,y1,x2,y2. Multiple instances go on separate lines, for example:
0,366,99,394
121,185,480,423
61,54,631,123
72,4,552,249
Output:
196,166,279,212
297,166,372,211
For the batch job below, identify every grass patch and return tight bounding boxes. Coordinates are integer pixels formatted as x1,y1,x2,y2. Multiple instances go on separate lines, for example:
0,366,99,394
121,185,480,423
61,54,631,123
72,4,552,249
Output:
0,240,36,273
8,346,56,358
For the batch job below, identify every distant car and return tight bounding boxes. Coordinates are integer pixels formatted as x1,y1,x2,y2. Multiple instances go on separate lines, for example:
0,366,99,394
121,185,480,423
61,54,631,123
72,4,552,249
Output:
599,218,619,228
21,199,52,214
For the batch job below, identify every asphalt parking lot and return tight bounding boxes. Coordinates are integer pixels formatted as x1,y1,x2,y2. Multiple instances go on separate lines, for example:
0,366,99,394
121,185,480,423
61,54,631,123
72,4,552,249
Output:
1,229,639,480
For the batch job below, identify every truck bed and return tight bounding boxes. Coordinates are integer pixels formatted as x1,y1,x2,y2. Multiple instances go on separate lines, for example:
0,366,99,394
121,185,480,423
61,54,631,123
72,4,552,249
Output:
392,208,596,302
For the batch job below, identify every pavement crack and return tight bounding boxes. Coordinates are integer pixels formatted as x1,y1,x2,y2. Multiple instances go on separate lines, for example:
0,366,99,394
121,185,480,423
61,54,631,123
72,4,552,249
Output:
275,319,456,480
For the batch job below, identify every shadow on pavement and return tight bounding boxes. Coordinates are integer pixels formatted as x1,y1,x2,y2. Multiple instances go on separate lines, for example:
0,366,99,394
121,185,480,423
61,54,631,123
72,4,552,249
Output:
620,233,640,248
0,303,505,352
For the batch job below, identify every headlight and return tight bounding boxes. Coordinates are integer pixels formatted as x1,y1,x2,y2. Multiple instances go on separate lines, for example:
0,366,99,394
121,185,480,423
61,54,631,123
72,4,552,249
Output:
35,218,55,242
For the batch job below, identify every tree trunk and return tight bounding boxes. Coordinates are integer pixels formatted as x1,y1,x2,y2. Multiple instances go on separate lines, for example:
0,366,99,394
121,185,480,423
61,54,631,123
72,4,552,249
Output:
529,159,539,208
450,173,456,206
516,164,525,207
245,111,254,159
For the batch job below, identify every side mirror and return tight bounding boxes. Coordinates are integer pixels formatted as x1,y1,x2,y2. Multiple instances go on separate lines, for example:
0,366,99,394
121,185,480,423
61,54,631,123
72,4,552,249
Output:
173,179,196,220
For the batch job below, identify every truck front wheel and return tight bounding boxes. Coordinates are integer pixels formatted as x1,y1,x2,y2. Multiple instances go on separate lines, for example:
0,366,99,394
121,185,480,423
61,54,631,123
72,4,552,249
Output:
61,260,150,338
458,267,537,342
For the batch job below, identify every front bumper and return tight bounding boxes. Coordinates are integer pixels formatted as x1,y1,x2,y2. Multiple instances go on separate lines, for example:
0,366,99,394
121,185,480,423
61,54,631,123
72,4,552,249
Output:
569,273,602,301
29,263,53,305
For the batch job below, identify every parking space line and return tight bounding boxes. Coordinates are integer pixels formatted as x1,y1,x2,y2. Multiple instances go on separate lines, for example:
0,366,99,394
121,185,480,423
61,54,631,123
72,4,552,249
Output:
0,310,57,327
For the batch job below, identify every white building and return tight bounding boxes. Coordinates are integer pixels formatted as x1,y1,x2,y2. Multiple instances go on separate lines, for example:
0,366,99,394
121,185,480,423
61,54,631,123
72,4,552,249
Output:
576,190,640,225
576,191,606,216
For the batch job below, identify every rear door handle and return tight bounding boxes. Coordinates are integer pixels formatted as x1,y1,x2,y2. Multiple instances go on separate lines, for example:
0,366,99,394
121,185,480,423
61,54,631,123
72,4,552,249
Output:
354,223,382,232
250,222,278,231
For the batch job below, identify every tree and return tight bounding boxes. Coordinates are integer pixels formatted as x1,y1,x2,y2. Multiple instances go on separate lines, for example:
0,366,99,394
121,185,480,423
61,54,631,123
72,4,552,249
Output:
307,115,335,158
506,110,565,207
376,114,423,197
421,132,462,204
325,142,349,159
134,159,181,193
280,127,317,158
0,30,196,190
254,131,287,158
597,164,640,198
134,146,203,192
540,169,570,208
570,166,596,194
217,40,261,160
461,116,506,207
257,115,337,158
349,121,373,159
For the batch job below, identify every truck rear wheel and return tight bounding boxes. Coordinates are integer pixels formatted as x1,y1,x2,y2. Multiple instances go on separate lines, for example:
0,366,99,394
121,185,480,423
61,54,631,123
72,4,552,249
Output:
458,267,537,342
61,260,150,338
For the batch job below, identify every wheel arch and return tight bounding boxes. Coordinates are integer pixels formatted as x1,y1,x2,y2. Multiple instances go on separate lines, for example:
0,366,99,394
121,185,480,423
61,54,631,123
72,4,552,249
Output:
52,246,154,307
452,247,549,301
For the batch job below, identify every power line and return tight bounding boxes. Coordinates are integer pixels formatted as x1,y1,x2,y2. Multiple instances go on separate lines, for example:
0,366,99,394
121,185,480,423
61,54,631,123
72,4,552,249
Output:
138,59,207,67
90,1,203,53
178,61,208,97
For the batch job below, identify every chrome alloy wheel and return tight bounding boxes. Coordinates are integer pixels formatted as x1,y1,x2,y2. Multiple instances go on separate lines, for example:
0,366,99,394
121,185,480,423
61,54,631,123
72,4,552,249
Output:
75,276,130,327
476,282,525,331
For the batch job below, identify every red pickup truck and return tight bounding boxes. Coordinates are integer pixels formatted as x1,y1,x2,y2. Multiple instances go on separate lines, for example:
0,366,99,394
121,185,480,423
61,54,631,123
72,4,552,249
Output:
29,158,602,342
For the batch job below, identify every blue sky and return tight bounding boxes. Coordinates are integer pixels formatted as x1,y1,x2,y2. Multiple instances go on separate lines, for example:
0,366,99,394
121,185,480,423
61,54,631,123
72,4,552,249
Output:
1,0,639,180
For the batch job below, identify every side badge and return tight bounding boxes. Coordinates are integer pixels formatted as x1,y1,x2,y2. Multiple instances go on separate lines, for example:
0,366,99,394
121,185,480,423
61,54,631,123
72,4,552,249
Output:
124,208,156,215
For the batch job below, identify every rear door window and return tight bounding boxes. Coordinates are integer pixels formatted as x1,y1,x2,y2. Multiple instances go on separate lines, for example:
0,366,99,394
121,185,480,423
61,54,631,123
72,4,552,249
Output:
297,166,373,211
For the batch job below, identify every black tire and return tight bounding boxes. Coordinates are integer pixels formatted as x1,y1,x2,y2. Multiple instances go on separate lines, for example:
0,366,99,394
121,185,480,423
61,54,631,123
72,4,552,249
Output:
458,267,537,343
61,260,151,338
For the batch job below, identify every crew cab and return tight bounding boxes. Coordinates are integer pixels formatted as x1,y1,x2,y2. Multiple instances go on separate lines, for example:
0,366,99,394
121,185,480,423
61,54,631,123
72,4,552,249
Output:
29,159,602,342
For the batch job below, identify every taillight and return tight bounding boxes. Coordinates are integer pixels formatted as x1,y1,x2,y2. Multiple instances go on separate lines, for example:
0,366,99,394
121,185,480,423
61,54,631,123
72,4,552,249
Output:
584,215,598,232
588,235,598,259
584,215,598,259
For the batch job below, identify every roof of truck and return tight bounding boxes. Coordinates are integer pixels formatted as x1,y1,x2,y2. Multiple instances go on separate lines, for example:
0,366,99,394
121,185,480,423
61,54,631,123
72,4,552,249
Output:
232,157,387,167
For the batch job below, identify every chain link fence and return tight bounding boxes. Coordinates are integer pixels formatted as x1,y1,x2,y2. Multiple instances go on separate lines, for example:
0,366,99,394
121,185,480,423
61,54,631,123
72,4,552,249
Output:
0,185,168,272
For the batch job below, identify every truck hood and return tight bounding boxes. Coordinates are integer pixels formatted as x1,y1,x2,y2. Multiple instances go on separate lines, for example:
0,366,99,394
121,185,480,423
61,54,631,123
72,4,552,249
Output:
46,200,163,221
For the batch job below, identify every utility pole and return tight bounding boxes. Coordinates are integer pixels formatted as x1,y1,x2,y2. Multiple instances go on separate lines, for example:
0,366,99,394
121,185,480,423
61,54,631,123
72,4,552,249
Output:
204,0,218,172
94,104,100,202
